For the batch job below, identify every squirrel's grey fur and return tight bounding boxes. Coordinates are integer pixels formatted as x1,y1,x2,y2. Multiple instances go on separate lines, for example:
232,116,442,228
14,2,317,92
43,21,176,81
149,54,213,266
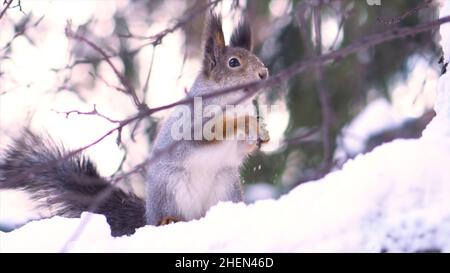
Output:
0,13,268,236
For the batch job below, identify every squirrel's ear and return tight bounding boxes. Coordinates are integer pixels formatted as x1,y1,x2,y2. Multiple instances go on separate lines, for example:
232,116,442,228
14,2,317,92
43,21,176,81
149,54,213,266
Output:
203,13,225,76
230,17,252,51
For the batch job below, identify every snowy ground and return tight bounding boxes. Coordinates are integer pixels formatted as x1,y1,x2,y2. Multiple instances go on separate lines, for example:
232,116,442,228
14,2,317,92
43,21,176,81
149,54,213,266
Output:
2,2,450,253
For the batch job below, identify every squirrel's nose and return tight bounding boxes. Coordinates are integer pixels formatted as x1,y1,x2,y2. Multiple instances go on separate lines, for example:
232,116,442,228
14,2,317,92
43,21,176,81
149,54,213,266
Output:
258,68,268,80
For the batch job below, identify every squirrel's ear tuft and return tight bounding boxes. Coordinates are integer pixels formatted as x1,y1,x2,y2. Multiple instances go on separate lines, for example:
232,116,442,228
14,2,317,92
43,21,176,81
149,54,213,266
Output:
203,12,225,76
230,17,252,51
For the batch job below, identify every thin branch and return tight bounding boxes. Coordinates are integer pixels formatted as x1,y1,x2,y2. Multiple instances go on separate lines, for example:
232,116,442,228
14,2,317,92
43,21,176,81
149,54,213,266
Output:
284,127,320,147
119,0,222,42
0,0,13,21
56,0,222,74
109,145,129,179
176,34,190,83
63,0,223,109
377,0,434,25
295,1,313,54
328,5,354,51
9,0,23,14
65,22,143,108
53,104,121,124
313,6,333,174
89,71,127,93
2,15,45,52
141,45,156,102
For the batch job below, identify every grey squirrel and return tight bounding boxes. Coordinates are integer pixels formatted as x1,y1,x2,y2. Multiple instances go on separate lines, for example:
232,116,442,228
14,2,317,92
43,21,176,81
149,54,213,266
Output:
0,13,269,236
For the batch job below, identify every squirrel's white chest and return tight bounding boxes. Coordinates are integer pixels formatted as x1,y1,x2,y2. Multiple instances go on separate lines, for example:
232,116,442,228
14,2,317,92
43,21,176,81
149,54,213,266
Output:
175,141,243,221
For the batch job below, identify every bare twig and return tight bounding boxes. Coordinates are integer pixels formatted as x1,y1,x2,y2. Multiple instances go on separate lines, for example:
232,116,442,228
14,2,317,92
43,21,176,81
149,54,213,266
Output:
89,71,127,93
295,1,313,54
284,127,320,147
109,145,129,179
141,45,156,102
377,0,434,25
296,2,334,173
53,104,121,124
56,0,222,74
313,6,333,174
328,5,354,51
9,0,23,14
119,0,222,43
2,15,45,52
65,22,143,109
0,0,13,21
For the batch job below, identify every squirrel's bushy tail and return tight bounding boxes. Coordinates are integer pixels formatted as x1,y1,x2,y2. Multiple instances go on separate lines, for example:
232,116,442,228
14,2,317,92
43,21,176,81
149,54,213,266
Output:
0,130,146,236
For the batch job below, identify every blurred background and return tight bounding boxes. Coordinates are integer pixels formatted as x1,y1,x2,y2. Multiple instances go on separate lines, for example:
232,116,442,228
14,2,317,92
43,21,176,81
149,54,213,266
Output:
0,0,443,231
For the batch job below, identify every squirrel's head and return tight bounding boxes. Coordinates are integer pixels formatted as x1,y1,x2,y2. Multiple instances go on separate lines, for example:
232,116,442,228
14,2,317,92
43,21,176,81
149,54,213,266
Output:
198,13,268,104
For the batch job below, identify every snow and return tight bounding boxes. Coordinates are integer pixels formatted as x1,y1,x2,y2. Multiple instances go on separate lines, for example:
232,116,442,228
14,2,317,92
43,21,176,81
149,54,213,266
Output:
244,183,278,203
2,3,450,254
440,0,450,63
336,98,407,157
0,190,42,231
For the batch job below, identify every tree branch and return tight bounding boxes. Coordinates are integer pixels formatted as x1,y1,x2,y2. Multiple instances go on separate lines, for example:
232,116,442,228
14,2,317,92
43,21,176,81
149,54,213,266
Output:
313,5,333,174
65,22,143,109
0,0,13,21
377,0,434,25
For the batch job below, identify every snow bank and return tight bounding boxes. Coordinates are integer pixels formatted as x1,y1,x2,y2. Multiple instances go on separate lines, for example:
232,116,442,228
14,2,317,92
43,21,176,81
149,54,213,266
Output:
2,5,450,253
336,98,408,157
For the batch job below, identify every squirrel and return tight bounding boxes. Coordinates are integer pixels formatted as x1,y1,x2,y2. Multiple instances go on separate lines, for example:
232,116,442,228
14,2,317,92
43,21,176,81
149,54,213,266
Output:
0,13,269,237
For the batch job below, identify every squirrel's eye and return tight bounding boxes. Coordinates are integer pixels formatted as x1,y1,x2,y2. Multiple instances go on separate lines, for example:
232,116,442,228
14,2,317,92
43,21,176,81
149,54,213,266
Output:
228,57,240,68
